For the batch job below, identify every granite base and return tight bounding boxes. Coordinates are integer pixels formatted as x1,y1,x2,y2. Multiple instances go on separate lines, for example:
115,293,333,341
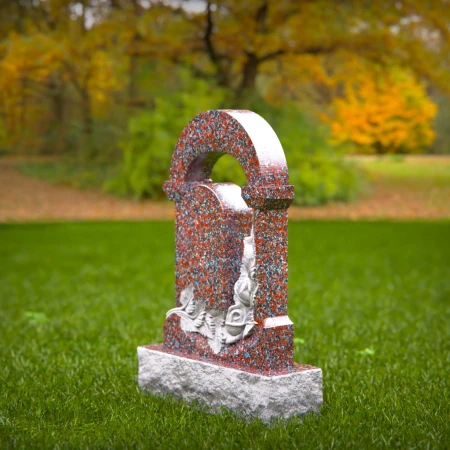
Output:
137,345,322,422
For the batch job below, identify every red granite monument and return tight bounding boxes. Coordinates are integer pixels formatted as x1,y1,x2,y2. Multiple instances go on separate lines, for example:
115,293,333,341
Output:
138,110,322,421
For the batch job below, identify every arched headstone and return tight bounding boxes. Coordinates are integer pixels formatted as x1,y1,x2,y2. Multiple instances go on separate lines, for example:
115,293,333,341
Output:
138,110,322,421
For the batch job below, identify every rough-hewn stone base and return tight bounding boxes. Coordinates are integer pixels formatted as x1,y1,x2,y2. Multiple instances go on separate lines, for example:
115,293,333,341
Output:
137,346,323,422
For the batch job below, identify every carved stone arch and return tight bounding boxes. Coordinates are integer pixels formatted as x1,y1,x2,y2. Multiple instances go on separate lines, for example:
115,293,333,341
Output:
167,109,288,184
163,110,294,209
163,110,295,372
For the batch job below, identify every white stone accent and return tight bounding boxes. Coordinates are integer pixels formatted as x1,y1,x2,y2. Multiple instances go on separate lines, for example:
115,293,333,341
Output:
264,315,294,328
165,229,258,354
137,346,323,422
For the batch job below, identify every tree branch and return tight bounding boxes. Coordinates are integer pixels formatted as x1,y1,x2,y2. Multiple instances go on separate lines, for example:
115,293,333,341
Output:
255,1,268,32
204,0,221,69
258,49,286,63
202,0,232,88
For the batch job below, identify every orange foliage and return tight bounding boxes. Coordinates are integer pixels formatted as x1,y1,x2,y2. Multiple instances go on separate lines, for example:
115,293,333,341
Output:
0,33,62,149
328,68,438,154
0,27,120,151
0,0,448,155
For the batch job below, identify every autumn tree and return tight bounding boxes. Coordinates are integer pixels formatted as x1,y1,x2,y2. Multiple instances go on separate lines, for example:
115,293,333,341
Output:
0,0,121,156
327,66,438,154
169,0,450,106
0,32,62,151
1,0,448,157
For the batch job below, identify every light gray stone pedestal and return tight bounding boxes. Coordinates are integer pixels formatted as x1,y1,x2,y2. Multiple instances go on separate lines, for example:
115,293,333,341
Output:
137,346,323,422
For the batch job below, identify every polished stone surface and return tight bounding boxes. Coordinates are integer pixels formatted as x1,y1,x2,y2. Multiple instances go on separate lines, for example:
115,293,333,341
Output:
162,110,295,372
138,109,322,420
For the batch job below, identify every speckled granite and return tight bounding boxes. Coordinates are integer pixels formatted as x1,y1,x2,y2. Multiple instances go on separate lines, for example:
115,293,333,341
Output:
138,109,322,419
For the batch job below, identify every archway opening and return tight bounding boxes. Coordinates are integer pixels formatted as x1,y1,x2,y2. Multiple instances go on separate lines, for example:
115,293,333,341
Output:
210,154,247,187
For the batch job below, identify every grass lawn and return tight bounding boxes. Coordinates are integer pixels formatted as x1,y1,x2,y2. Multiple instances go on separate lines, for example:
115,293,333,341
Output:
17,162,119,190
354,155,450,188
351,156,450,216
1,221,449,448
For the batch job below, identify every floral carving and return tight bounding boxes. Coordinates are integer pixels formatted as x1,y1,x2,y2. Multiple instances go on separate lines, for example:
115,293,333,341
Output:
166,230,258,354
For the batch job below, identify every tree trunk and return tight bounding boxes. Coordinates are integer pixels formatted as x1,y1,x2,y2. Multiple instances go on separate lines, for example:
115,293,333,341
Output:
49,76,67,154
80,89,94,161
128,0,144,107
234,53,259,106
128,52,138,105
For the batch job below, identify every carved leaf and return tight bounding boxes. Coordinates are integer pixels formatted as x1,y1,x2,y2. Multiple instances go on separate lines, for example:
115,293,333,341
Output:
165,228,259,353
243,322,256,337
194,311,206,328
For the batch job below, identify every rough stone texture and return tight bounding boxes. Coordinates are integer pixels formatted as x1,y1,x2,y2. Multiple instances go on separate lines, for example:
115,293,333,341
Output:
138,346,323,422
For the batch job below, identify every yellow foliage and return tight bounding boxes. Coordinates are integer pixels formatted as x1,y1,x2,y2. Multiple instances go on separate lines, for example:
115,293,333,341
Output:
0,33,63,148
0,27,120,149
0,0,447,155
328,68,438,154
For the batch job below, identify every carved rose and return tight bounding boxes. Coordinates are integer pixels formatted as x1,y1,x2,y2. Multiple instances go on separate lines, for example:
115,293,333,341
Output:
166,228,258,353
234,277,253,307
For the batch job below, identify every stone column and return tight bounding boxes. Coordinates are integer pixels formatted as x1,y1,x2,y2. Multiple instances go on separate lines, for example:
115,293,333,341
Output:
241,184,295,370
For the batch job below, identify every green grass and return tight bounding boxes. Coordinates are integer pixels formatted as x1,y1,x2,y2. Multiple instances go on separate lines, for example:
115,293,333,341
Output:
17,162,120,190
353,155,450,187
1,221,449,448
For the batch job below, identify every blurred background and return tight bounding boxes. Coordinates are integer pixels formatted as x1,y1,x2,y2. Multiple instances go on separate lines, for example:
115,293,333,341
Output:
0,0,449,220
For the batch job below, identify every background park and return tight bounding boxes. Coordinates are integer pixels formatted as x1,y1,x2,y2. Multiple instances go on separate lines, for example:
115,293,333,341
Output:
0,0,449,448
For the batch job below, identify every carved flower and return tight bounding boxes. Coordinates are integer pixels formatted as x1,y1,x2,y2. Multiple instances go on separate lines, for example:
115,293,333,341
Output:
243,235,254,262
165,228,259,354
234,277,254,307
186,301,196,315
180,286,194,306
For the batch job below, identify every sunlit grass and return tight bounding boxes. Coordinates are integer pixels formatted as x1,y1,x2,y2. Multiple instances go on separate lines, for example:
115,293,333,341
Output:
353,155,450,184
17,162,120,190
1,221,449,448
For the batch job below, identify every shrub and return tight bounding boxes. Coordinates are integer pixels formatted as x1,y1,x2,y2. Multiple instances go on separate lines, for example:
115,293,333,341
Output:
289,154,362,206
109,86,364,206
105,76,225,198
212,102,364,206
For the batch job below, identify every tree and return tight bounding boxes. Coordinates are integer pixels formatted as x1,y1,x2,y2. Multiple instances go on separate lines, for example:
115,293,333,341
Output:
0,32,62,152
0,0,121,156
0,0,448,157
172,0,450,105
327,67,438,154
